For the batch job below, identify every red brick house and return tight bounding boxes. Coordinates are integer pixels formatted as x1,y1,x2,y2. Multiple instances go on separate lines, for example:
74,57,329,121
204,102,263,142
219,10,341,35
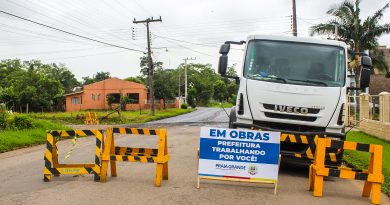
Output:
65,78,148,112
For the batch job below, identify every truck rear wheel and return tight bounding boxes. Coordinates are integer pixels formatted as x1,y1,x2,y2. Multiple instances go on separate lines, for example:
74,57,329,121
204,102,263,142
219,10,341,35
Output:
229,106,237,129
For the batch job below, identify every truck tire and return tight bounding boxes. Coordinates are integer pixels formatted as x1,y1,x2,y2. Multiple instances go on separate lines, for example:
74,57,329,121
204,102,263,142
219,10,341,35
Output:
229,106,237,129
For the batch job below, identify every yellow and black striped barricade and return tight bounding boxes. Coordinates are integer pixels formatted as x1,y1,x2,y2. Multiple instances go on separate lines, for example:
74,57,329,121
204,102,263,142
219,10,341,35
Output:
309,138,384,204
92,112,99,124
252,129,343,163
100,127,169,186
85,112,92,124
43,130,104,182
280,133,343,163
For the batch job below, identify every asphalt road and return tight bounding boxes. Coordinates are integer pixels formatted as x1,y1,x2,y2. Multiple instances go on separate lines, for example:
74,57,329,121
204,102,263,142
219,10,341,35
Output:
146,107,231,127
0,108,388,205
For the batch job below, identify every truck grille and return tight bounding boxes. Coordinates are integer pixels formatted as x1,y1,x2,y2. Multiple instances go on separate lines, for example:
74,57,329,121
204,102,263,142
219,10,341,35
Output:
263,103,320,114
264,112,317,122
253,120,325,132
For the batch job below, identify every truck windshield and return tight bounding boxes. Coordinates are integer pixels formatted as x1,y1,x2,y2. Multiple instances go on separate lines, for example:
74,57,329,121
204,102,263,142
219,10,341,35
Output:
243,40,346,87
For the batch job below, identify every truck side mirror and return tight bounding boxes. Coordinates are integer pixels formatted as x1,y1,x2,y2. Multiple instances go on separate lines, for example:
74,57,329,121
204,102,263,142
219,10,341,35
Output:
218,55,228,75
218,44,230,75
359,56,372,89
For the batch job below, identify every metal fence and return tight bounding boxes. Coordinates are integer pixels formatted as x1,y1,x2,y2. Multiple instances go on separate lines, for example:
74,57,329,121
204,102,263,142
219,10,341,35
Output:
346,94,381,125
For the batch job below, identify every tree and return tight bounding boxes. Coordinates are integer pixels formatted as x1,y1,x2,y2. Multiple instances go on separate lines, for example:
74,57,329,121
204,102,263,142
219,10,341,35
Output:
187,63,217,105
371,49,389,75
124,76,144,84
310,0,390,80
0,59,78,112
226,82,238,104
106,95,116,110
82,72,110,85
153,68,177,107
187,87,196,108
213,80,228,102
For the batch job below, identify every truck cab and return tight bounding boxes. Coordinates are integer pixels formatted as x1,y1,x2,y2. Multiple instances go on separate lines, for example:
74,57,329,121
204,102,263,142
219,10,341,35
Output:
218,35,372,163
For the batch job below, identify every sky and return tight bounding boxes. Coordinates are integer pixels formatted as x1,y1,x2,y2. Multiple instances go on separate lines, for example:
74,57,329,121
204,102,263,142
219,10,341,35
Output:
0,0,389,81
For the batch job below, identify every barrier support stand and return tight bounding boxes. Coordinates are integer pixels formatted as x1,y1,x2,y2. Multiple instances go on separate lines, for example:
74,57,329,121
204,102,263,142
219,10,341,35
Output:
43,130,104,182
99,127,170,186
155,129,168,186
308,138,384,205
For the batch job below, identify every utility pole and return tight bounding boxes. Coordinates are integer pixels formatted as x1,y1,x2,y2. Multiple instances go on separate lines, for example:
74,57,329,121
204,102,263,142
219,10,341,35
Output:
178,68,181,105
183,57,196,104
133,16,162,115
292,0,297,36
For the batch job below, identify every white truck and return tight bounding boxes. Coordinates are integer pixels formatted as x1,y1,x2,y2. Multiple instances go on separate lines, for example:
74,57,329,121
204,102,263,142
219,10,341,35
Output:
218,35,372,164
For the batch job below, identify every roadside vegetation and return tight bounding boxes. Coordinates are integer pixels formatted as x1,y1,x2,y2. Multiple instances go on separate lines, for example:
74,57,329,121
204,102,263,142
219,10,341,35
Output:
0,58,238,113
207,101,234,108
0,117,69,153
29,108,194,124
344,131,390,195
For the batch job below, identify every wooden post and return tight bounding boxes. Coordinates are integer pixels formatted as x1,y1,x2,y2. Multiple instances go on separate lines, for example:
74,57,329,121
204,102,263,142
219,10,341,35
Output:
379,92,390,123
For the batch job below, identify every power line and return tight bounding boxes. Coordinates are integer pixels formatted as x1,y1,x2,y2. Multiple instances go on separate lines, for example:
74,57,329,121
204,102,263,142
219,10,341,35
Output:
0,10,145,53
154,34,244,51
41,50,127,61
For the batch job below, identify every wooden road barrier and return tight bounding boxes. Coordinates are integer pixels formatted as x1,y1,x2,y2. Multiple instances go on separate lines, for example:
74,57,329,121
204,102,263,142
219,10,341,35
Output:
309,138,384,204
85,112,99,125
43,130,104,182
100,127,169,186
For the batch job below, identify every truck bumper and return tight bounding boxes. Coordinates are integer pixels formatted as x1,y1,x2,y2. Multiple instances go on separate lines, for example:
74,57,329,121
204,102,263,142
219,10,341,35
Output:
233,122,345,163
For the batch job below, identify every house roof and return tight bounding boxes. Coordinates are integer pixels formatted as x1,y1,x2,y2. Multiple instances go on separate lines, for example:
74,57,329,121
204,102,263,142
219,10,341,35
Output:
64,91,84,96
83,77,146,90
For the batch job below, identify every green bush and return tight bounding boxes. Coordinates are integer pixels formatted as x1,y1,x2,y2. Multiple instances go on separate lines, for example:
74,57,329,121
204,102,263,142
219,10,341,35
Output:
181,103,188,109
0,112,8,129
7,115,35,130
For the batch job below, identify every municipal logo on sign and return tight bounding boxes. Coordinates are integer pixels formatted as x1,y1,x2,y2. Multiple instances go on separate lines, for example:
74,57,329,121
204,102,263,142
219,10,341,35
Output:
248,165,258,175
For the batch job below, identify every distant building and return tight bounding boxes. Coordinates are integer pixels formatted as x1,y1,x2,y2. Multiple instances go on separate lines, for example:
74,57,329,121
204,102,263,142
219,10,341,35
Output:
368,46,390,95
65,78,148,112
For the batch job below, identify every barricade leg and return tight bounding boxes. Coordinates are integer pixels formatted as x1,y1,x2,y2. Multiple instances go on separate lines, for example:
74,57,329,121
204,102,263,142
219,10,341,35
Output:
100,128,113,182
163,162,168,180
155,163,163,187
309,164,314,191
44,174,52,182
52,140,60,177
110,135,117,177
370,145,383,205
371,183,381,204
362,152,374,197
162,138,168,180
313,175,324,197
312,138,326,197
362,181,372,197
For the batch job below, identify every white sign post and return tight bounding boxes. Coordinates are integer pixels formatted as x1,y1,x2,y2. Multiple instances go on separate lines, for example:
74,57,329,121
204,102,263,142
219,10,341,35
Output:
197,127,281,194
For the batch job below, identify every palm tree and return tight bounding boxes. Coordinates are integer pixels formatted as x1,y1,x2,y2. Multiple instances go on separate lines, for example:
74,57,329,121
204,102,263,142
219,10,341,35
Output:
310,0,390,80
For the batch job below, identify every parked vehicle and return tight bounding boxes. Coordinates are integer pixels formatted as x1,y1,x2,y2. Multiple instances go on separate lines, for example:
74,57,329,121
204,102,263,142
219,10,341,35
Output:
218,35,372,164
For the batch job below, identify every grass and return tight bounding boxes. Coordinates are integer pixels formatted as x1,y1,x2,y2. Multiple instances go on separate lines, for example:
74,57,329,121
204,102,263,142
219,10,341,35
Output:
28,108,194,124
344,131,390,195
0,119,70,153
207,101,234,108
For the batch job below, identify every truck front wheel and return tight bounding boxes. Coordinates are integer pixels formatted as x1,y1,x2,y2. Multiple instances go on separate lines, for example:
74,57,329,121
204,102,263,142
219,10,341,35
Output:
229,106,237,129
